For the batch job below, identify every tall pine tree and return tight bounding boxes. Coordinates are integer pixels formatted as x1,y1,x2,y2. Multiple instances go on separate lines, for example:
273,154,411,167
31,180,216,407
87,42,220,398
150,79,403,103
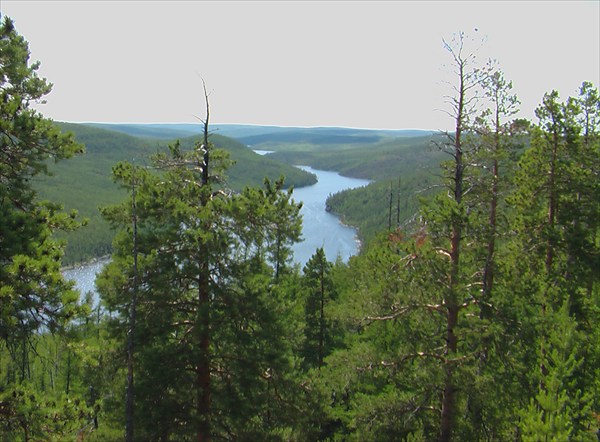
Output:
0,15,89,439
97,88,304,440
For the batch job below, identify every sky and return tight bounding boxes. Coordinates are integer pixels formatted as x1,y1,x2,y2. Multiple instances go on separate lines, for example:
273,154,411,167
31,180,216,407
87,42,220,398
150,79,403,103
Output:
1,1,598,131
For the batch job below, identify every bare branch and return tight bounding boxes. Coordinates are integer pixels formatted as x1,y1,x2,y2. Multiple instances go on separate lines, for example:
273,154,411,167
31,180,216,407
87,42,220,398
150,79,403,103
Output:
401,351,447,364
365,306,411,322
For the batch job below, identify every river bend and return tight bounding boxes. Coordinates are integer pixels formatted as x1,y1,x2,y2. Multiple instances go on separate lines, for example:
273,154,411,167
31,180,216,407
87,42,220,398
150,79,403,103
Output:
63,166,370,295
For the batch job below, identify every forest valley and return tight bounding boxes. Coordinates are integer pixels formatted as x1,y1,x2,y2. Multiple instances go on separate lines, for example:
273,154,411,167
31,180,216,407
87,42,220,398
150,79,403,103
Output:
1,17,599,442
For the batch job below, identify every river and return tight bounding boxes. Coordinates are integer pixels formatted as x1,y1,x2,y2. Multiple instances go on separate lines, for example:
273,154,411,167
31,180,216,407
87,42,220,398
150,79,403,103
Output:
63,166,370,296
292,166,370,264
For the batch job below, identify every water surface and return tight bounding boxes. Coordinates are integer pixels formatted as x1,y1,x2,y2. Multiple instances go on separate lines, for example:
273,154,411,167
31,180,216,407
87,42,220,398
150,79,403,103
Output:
291,166,369,265
63,167,369,295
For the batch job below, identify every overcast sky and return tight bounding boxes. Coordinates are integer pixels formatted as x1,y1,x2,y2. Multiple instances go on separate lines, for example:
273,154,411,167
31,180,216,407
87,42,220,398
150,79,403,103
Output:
1,1,598,130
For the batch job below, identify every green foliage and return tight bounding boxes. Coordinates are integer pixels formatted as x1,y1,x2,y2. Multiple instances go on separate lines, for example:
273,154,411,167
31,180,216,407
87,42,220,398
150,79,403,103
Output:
510,83,600,442
0,382,93,441
0,307,108,441
0,13,84,362
95,134,306,439
230,176,304,279
269,134,444,180
35,123,316,265
262,132,445,250
300,248,340,370
3,18,599,440
327,174,437,247
519,303,596,441
308,73,599,441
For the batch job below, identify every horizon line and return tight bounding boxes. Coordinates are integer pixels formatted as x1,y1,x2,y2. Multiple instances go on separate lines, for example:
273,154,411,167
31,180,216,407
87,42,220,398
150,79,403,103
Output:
65,120,441,133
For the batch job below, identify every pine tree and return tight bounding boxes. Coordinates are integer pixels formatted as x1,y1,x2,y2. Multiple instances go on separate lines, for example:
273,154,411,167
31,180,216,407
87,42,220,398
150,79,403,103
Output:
431,32,482,441
519,302,595,441
0,15,83,346
315,35,535,441
0,15,91,439
301,248,337,370
97,89,303,440
510,82,600,441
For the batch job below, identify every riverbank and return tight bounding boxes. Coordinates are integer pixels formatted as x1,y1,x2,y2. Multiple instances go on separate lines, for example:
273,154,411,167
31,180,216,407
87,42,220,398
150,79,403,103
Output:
61,254,111,272
62,257,111,297
65,167,369,296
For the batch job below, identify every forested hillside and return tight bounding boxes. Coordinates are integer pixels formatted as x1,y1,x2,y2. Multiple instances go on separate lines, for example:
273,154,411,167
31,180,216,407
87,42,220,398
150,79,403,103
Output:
1,18,598,442
34,123,316,265
265,134,448,246
85,123,433,144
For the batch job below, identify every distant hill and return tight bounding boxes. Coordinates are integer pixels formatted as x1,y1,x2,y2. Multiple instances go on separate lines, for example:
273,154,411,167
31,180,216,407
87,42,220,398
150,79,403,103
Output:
80,124,444,247
41,122,442,264
257,131,446,249
37,123,316,265
85,123,201,139
85,123,435,146
238,129,380,146
171,133,318,191
268,134,445,180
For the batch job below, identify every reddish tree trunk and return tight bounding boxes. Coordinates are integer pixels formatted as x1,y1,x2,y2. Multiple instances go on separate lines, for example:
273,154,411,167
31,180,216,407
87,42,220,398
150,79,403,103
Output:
440,305,459,442
439,46,465,441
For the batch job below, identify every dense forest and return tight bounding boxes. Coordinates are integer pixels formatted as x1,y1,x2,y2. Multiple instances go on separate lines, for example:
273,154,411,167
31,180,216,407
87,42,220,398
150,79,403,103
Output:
1,16,599,442
33,123,317,266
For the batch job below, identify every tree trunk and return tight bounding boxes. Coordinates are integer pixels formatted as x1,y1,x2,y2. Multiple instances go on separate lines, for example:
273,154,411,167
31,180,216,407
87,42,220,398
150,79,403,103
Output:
65,350,71,396
482,157,498,303
440,305,459,442
318,263,325,368
440,222,461,442
197,271,211,442
545,128,559,274
439,45,466,440
197,81,212,442
125,168,138,442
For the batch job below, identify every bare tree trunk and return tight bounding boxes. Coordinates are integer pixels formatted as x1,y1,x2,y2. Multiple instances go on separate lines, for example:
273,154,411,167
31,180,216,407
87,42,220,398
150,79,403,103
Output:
197,80,212,442
440,225,461,442
439,36,468,440
20,335,28,383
